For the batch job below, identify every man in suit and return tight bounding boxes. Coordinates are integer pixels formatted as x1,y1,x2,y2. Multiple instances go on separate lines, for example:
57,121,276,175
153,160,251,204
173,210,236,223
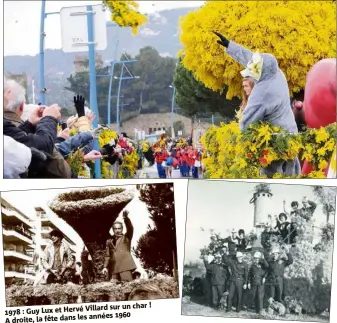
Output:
203,254,227,308
102,210,137,282
248,252,269,314
225,251,249,313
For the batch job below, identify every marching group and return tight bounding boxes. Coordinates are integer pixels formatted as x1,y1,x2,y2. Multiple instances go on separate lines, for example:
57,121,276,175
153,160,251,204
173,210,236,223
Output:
198,197,317,316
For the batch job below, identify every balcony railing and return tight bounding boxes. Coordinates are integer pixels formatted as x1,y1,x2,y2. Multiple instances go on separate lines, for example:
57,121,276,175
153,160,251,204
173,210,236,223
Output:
4,250,33,262
2,228,33,245
2,224,33,239
2,208,32,227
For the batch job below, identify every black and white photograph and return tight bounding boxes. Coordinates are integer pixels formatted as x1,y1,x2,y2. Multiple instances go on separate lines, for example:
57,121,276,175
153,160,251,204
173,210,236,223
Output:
1,183,178,306
182,180,336,322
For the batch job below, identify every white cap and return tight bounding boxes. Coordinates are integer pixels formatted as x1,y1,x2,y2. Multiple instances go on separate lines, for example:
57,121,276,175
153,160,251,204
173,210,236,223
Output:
271,247,280,254
236,252,244,258
254,252,261,258
207,255,215,263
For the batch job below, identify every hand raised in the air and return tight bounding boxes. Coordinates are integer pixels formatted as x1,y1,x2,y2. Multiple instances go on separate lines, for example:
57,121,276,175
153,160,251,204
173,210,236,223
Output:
74,95,86,117
213,31,230,48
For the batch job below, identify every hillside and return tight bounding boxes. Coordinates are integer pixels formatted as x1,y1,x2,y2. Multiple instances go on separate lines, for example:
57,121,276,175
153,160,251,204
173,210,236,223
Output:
4,7,196,78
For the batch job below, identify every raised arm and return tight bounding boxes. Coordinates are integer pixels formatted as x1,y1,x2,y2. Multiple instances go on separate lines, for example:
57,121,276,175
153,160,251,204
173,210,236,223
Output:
123,211,134,241
213,31,254,67
307,200,317,213
284,252,293,267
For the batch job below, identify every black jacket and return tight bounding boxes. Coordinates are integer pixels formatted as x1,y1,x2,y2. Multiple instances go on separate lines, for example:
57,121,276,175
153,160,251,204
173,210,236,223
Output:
204,260,227,286
4,116,57,155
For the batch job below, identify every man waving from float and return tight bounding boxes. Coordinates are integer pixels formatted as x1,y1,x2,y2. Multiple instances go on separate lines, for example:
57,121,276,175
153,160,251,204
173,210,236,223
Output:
213,32,299,177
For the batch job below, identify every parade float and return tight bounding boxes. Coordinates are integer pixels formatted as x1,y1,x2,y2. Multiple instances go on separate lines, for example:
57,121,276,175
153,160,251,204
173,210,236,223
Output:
178,1,336,179
186,184,333,315
5,187,178,306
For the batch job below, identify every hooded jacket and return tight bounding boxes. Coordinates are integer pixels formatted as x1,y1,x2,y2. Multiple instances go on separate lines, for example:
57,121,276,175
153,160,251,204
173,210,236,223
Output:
226,41,298,133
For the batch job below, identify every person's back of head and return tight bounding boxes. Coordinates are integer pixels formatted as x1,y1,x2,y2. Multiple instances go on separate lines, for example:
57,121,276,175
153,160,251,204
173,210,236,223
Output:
4,79,26,114
128,284,165,301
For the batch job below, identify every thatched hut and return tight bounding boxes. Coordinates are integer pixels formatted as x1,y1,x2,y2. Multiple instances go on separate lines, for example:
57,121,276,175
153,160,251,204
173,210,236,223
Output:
48,187,134,276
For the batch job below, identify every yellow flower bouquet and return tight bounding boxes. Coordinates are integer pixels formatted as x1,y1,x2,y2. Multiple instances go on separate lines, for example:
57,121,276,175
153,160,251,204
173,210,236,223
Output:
104,0,147,35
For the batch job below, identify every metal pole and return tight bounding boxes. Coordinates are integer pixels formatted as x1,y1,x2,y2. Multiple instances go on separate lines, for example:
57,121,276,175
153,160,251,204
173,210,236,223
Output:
86,5,100,178
171,86,176,138
212,114,214,125
39,0,46,105
116,64,124,134
107,61,116,127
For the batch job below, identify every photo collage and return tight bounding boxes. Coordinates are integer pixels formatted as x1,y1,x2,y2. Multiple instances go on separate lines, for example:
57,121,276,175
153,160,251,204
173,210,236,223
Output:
1,1,336,323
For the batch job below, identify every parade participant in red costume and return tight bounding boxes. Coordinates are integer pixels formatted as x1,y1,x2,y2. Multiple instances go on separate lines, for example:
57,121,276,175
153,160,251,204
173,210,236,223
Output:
154,146,168,179
301,58,336,176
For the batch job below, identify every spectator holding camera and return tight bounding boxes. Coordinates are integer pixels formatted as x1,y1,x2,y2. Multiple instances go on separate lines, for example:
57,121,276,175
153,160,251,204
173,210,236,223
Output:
3,79,60,155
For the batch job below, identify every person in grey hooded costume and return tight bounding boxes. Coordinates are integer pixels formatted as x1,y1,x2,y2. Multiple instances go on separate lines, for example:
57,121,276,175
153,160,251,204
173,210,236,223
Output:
213,32,300,177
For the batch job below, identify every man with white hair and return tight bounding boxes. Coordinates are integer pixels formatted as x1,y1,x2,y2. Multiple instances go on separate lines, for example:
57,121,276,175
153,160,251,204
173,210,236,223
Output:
248,252,269,314
3,79,60,154
224,251,248,312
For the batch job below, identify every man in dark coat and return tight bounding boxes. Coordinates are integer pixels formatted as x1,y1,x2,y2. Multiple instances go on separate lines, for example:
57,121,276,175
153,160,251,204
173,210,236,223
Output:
3,79,59,155
224,229,239,258
224,251,249,312
203,254,227,308
237,229,248,252
248,252,269,314
102,210,137,282
266,246,293,302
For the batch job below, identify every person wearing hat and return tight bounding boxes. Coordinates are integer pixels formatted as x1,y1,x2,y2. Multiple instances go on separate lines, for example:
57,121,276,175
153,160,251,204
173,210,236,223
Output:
203,254,227,308
102,210,137,282
224,229,240,258
248,252,269,314
265,245,293,302
275,213,291,243
36,229,74,285
237,229,248,252
224,251,248,312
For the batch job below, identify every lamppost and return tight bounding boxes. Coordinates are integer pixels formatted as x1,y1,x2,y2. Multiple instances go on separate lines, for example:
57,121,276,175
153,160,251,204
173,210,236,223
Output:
107,59,137,127
169,85,176,138
39,1,117,105
114,71,140,134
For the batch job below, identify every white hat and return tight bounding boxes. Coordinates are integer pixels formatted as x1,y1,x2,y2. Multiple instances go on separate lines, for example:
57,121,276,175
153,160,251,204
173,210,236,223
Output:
240,51,264,81
207,255,215,263
254,252,261,258
236,252,244,258
271,247,280,254
231,228,237,233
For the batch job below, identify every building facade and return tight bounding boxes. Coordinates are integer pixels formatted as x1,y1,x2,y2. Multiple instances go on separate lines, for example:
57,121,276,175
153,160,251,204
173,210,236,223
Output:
1,198,35,285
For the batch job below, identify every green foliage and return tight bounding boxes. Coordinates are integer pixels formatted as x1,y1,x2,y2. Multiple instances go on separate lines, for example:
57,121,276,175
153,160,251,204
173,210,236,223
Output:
134,184,177,275
173,59,240,119
65,47,178,124
5,276,179,306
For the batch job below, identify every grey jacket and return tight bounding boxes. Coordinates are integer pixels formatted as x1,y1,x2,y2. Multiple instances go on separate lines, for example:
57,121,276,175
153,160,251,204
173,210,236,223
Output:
226,41,298,134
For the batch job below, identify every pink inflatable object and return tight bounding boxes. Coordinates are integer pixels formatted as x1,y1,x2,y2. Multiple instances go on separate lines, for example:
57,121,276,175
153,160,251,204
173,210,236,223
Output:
304,58,336,128
302,58,336,176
